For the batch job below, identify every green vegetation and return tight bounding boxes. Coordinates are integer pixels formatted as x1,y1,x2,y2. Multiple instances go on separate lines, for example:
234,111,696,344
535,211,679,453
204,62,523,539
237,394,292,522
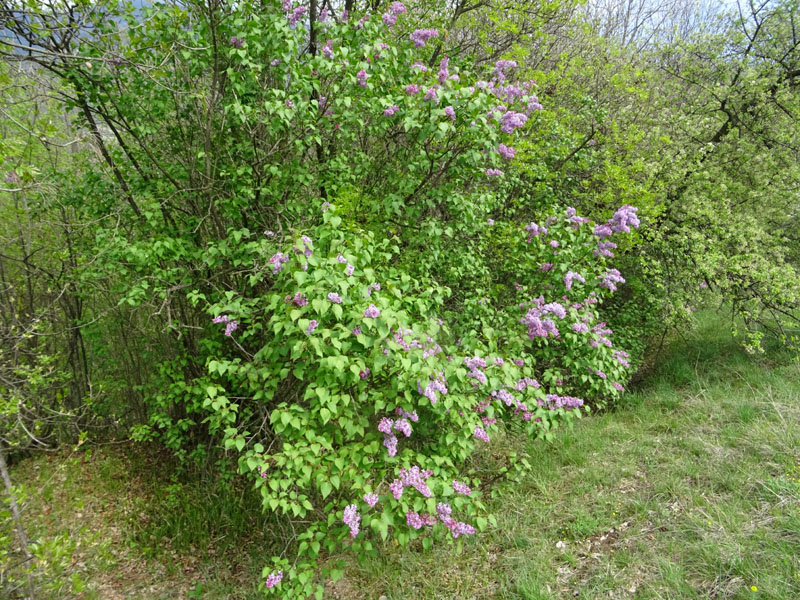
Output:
4,312,799,598
1,0,798,596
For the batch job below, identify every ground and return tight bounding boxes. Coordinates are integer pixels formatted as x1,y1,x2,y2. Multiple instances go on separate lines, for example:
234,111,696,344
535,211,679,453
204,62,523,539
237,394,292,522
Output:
3,312,799,599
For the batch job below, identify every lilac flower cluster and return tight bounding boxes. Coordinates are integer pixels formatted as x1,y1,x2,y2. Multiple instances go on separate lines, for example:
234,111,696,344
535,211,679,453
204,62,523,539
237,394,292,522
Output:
595,240,617,258
405,83,420,96
306,320,318,335
343,504,361,538
525,222,547,241
212,314,238,337
452,480,472,495
465,356,487,384
327,292,342,304
418,373,448,404
363,304,380,318
265,571,283,589
357,69,368,88
382,1,406,26
388,466,433,500
444,105,456,120
564,271,585,291
600,268,626,292
473,425,490,443
292,292,308,306
410,28,438,48
486,168,503,177
269,252,290,274
612,349,630,368
590,322,613,348
322,39,334,59
515,377,540,391
424,85,440,104
539,394,584,410
497,144,517,159
520,299,564,339
383,105,399,116
500,111,528,134
364,492,379,508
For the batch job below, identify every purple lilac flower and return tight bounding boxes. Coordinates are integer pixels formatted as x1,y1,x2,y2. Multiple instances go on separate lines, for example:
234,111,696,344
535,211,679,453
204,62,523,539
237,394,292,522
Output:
564,271,585,291
595,240,617,258
321,201,331,212
328,292,342,303
364,493,379,508
452,480,471,495
230,36,243,48
595,369,607,379
423,86,440,104
360,368,370,380
525,222,547,241
497,144,517,159
336,253,347,263
394,418,412,438
612,381,625,391
540,262,553,272
444,105,456,120
550,240,559,248
515,377,540,391
600,268,625,292
363,304,380,318
265,571,283,589
492,389,515,406
572,322,589,333
410,28,439,48
270,58,281,66
395,408,419,422
438,57,450,84
542,302,566,318
293,292,308,306
322,39,334,59
384,105,400,116
319,8,328,21
493,59,517,83
594,224,613,238
224,320,238,336
488,218,495,225
473,425,490,443
521,307,560,339
390,479,404,499
448,521,476,538
399,466,432,497
405,83,420,95
540,394,584,410
383,434,398,457
357,69,368,88
288,5,307,27
378,417,394,434
306,320,318,335
513,359,524,367
406,510,424,529
212,315,228,325
500,111,527,134
343,504,361,538
269,252,290,274
352,325,362,336
345,264,355,276
486,168,503,177
609,205,640,233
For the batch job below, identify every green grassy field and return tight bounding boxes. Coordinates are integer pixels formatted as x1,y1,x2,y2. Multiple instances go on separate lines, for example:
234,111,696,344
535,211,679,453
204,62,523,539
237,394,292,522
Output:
4,311,799,599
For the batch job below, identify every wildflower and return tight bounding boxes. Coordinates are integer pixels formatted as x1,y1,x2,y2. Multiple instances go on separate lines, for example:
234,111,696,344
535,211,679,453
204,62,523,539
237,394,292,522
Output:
328,292,342,303
343,504,361,538
306,320,318,335
265,571,283,588
363,304,380,318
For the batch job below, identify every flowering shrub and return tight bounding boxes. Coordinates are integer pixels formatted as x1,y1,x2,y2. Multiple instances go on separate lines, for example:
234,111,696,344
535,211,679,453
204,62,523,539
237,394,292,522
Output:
173,4,647,597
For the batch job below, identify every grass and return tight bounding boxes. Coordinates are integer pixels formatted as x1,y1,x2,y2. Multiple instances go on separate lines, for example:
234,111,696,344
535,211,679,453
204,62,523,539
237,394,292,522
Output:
3,311,800,599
